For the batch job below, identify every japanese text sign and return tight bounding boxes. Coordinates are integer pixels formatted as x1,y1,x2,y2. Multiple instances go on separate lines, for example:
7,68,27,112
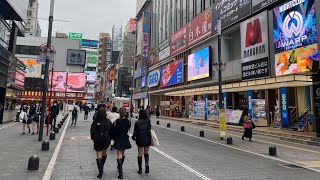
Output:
67,49,86,66
212,0,251,34
188,8,212,46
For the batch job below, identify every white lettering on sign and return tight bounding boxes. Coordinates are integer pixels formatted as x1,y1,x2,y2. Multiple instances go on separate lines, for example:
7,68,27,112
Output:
279,0,306,13
282,93,287,111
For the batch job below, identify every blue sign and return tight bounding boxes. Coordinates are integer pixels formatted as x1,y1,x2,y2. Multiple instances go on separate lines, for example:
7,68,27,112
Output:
141,76,147,87
148,69,160,87
160,60,184,87
81,39,99,48
134,68,142,79
205,94,208,120
280,87,289,128
247,90,253,119
142,12,150,33
223,92,227,109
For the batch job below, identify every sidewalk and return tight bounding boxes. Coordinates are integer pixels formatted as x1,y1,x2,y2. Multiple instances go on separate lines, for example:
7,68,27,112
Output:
0,113,68,180
147,115,320,147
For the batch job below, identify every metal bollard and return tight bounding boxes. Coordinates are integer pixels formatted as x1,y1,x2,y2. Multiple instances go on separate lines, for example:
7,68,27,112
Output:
49,132,55,140
58,123,62,129
227,137,233,144
156,121,160,125
269,146,277,156
167,123,170,128
28,155,39,171
200,130,204,137
54,127,59,134
181,126,185,132
136,116,138,119
42,140,50,151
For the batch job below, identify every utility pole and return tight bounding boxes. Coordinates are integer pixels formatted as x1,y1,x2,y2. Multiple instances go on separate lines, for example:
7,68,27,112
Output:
38,0,55,142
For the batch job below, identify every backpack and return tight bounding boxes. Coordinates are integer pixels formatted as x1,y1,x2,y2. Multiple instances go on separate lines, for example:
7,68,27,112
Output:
92,122,110,143
72,107,78,116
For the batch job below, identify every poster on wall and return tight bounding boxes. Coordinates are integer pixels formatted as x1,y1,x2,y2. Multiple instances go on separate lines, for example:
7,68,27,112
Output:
212,0,251,34
228,110,243,124
67,73,86,92
160,59,184,87
188,47,211,81
241,11,269,80
160,101,170,110
252,99,267,126
274,0,319,76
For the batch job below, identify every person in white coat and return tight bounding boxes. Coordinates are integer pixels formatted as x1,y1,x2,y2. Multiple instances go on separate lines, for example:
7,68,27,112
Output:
107,106,120,150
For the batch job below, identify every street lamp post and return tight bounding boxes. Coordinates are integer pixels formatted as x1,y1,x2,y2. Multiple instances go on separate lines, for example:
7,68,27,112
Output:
38,0,55,142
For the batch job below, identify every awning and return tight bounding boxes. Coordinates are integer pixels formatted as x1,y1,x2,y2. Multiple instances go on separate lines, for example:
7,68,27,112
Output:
149,75,312,97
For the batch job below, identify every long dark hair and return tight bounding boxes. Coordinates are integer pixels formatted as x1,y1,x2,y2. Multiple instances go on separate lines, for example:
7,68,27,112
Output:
95,108,107,122
119,108,126,119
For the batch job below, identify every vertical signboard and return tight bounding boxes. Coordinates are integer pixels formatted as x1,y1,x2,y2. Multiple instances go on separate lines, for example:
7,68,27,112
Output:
212,0,251,34
241,11,269,80
141,12,150,76
274,0,318,76
247,90,253,119
280,87,289,128
69,32,83,45
86,50,97,67
313,84,320,137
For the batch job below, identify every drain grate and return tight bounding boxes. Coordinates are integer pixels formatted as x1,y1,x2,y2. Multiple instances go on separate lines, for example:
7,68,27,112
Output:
277,164,303,169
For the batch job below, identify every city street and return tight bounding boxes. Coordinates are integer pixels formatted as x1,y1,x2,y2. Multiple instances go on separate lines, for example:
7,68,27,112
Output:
1,113,320,180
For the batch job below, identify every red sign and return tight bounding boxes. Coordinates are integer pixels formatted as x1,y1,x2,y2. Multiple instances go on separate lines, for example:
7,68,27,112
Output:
188,8,212,46
123,102,129,107
170,6,212,55
125,18,136,33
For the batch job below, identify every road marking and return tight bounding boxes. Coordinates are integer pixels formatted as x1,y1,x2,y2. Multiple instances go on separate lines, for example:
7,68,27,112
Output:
42,115,71,180
153,119,320,153
0,122,19,130
128,133,211,180
153,124,320,173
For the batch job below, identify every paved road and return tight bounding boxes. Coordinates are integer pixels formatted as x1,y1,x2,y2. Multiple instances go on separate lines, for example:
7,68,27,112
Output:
46,113,320,180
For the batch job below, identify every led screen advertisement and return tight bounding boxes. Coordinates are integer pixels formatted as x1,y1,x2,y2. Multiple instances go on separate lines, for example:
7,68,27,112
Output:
86,71,96,82
141,76,147,87
49,72,86,92
20,57,42,78
160,59,184,87
274,0,319,76
188,47,211,81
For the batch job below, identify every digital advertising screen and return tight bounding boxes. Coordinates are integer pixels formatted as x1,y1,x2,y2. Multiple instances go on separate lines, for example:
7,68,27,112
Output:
67,73,86,92
187,47,211,81
160,59,184,87
141,76,146,87
273,0,319,76
86,71,96,82
49,72,67,92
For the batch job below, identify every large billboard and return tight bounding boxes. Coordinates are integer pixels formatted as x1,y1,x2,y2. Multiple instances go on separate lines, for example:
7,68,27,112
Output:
160,59,184,87
241,11,270,80
67,73,86,92
188,47,211,81
20,57,42,78
171,7,212,56
67,49,86,66
212,0,251,34
274,0,318,76
86,50,97,67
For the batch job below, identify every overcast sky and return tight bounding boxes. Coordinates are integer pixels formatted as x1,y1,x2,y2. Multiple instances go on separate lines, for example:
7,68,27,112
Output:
38,0,136,40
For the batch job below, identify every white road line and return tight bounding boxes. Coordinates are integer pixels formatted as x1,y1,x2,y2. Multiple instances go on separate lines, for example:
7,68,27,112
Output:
153,124,320,173
42,115,71,180
154,118,320,153
0,122,19,130
128,133,211,180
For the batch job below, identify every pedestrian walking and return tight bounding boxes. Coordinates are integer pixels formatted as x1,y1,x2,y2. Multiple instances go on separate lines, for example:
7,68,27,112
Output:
31,103,41,135
242,115,255,142
50,102,59,130
145,105,151,118
132,110,152,174
84,104,89,121
155,105,160,119
107,107,120,151
21,104,31,134
90,108,112,179
113,108,132,179
15,102,21,122
71,104,80,126
130,103,134,118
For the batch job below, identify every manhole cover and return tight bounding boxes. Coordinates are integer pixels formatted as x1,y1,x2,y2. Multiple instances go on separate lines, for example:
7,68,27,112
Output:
278,164,303,169
71,136,91,141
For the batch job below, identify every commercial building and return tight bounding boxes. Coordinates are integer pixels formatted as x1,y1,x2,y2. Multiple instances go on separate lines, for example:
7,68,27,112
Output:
25,0,41,37
96,33,112,102
0,0,29,123
134,0,320,135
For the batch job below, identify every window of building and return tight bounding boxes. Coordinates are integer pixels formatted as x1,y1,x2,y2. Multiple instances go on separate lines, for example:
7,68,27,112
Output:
27,10,32,17
166,0,171,39
204,0,211,9
195,0,202,15
171,0,176,34
176,0,181,29
182,0,187,26
188,0,194,21
16,45,40,55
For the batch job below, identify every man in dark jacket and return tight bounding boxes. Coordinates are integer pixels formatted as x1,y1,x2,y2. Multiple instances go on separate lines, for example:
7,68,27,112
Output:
50,102,59,130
